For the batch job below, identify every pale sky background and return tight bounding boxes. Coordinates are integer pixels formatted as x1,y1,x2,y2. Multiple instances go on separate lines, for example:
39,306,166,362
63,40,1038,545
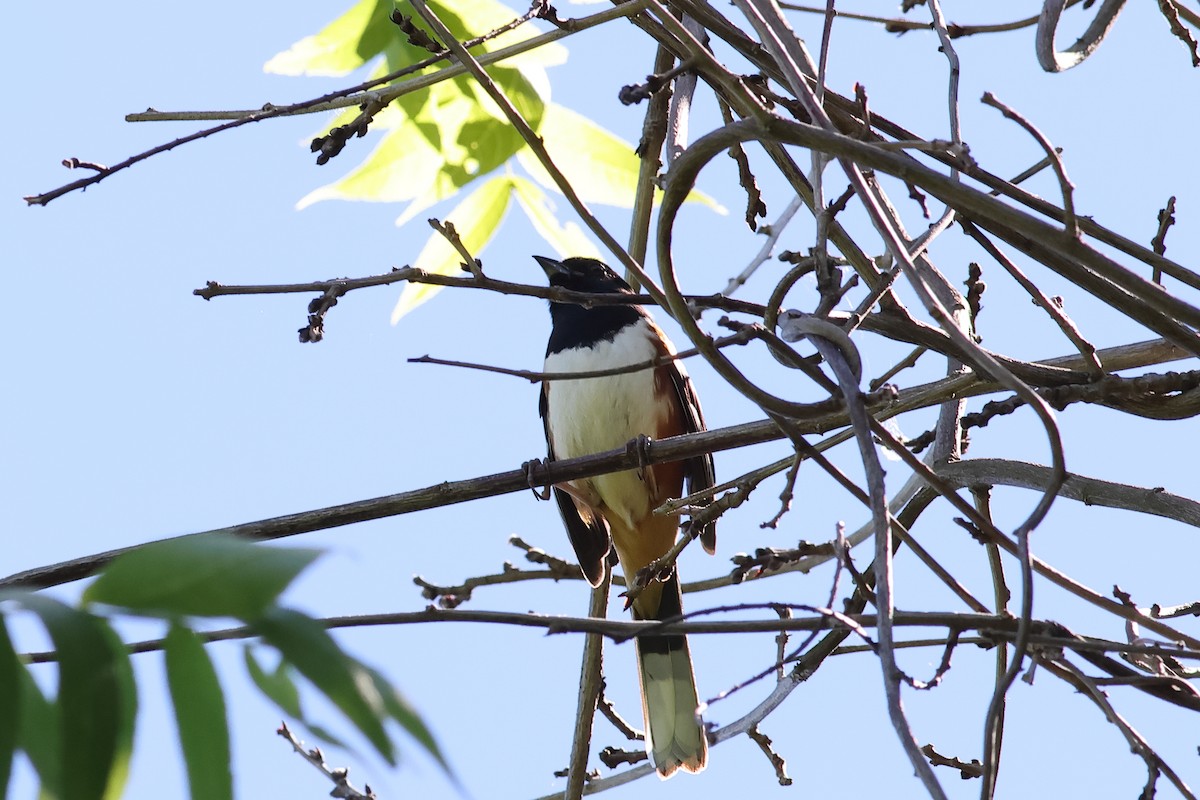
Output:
5,2,1200,799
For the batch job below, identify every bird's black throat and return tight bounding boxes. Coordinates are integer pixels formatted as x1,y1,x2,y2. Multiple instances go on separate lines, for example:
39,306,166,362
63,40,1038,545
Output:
545,300,644,356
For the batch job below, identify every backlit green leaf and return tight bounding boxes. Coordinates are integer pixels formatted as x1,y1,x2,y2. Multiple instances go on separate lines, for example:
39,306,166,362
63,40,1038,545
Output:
299,64,541,219
290,0,557,218
265,0,395,76
166,624,232,800
392,174,515,320
518,103,725,211
297,105,447,210
401,0,558,58
510,174,601,259
84,535,321,619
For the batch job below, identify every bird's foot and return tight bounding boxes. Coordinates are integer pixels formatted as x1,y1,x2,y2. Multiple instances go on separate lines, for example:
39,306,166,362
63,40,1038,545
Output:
522,457,553,500
627,434,654,476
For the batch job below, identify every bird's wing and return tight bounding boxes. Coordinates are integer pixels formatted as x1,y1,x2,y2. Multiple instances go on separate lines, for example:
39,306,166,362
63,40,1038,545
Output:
540,383,611,586
663,351,717,554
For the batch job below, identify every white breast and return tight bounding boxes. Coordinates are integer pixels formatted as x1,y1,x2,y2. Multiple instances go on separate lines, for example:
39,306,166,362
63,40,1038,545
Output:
544,321,668,527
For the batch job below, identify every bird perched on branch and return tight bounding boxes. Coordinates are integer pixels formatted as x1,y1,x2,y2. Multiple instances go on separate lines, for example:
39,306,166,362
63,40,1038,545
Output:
536,255,716,777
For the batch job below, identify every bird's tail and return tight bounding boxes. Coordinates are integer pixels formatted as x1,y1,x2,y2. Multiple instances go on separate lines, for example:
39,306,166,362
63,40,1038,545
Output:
633,572,707,778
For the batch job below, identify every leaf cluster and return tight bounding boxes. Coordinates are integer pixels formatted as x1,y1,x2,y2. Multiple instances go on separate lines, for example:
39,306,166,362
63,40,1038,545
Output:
0,536,448,800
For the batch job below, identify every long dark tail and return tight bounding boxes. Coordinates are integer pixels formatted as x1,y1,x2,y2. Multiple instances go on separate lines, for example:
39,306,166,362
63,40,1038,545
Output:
633,572,708,777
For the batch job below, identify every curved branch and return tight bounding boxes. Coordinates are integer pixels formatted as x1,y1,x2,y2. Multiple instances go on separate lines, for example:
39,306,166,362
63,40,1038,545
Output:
937,459,1200,528
1036,0,1128,72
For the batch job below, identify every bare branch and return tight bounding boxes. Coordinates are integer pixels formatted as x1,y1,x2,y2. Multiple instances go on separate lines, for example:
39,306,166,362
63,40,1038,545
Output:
922,743,983,779
938,459,1200,528
1155,0,1200,66
1150,195,1178,284
1035,0,1128,72
960,221,1102,377
746,725,792,785
278,722,376,800
565,583,610,799
778,0,1090,38
981,91,1078,239
1039,655,1197,799
23,0,652,205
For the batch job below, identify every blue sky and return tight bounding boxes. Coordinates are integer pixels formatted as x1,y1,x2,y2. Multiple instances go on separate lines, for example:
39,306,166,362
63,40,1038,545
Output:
6,2,1200,799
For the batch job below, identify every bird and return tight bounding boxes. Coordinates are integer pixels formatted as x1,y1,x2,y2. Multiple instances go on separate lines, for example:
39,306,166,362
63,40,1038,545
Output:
535,255,716,778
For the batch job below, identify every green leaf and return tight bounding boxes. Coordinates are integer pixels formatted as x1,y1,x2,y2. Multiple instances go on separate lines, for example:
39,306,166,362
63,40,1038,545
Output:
297,105,448,210
392,174,514,321
385,66,539,224
16,666,61,799
292,0,554,218
243,647,350,749
244,646,303,719
265,0,395,76
299,65,542,219
510,174,601,259
456,69,544,182
518,103,725,212
84,535,321,619
19,596,124,800
401,0,564,62
165,624,232,800
252,608,393,764
0,618,20,797
96,624,136,800
361,665,452,776
267,0,566,78
305,723,351,749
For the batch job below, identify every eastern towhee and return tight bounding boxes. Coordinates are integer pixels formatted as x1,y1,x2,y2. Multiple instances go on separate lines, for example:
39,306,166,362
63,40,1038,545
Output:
536,255,715,777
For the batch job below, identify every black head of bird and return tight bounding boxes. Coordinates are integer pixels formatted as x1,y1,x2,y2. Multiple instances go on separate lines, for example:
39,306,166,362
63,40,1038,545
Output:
535,254,631,293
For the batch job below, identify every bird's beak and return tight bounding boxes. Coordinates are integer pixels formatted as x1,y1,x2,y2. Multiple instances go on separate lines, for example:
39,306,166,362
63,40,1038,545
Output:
534,255,567,278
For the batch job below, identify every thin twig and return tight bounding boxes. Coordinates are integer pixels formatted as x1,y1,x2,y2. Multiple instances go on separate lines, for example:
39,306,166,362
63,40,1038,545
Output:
596,679,644,741
922,744,983,779
960,221,1103,377
981,91,1078,239
1041,656,1197,799
24,610,1200,666
1150,195,1177,284
24,0,652,206
724,195,805,295
278,722,375,800
429,219,483,277
747,725,793,785
409,329,752,383
778,0,1089,38
1157,0,1200,65
869,346,926,391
